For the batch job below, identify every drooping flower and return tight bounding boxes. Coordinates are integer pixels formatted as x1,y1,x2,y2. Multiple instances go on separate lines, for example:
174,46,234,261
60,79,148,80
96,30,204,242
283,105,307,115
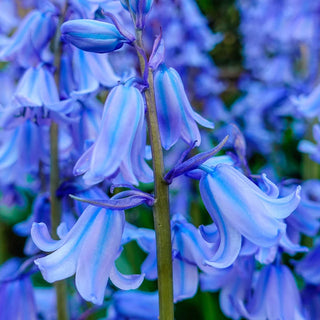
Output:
294,242,320,285
73,81,152,186
298,124,320,164
235,264,305,320
200,256,254,320
130,214,216,302
31,204,144,305
199,164,301,267
0,8,56,67
0,64,73,129
120,0,153,29
0,258,37,319
301,285,320,320
153,63,214,150
61,19,133,54
284,180,320,237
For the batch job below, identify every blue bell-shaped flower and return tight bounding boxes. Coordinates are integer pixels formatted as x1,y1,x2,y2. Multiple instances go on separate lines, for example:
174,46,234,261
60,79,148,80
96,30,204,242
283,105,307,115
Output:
199,164,301,267
73,82,152,186
153,63,214,150
31,204,144,305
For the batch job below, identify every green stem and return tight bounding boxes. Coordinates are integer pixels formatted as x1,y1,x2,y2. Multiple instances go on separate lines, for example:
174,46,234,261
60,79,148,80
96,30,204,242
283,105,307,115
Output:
50,6,69,320
135,32,174,319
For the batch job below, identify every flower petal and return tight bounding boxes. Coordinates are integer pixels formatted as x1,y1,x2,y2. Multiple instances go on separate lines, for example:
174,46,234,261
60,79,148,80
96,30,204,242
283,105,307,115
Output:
110,264,144,290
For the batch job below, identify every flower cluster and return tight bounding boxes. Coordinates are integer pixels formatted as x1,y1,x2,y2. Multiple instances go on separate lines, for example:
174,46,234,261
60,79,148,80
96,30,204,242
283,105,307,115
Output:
0,0,319,319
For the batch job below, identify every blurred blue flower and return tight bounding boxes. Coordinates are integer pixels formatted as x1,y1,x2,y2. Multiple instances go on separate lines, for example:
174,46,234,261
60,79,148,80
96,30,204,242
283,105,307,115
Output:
199,164,301,267
294,83,320,119
0,8,56,67
131,213,216,302
301,285,320,320
285,180,320,238
0,65,73,129
299,124,320,164
107,290,159,320
235,264,305,320
0,258,37,319
295,241,320,285
60,47,120,99
200,256,254,319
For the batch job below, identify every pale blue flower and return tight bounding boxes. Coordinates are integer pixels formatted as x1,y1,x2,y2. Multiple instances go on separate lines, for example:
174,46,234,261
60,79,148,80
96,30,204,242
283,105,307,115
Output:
235,264,305,320
73,82,152,185
31,204,144,305
199,164,301,267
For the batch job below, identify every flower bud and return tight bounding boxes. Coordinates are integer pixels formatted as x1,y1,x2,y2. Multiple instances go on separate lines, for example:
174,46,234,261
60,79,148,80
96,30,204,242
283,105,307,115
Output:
61,19,131,53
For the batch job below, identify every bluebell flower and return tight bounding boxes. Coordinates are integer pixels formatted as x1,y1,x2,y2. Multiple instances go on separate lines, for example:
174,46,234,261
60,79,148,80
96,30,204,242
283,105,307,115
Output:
199,164,301,267
31,204,144,305
107,290,159,320
131,214,216,302
0,0,18,34
284,180,320,237
0,258,37,319
0,120,47,177
1,65,73,129
14,193,51,255
60,47,120,99
120,0,153,15
74,82,152,185
301,285,320,320
299,124,320,164
170,214,217,301
120,0,153,29
0,8,56,67
154,63,214,150
200,256,254,320
235,264,305,320
295,241,320,285
61,19,133,54
293,83,320,119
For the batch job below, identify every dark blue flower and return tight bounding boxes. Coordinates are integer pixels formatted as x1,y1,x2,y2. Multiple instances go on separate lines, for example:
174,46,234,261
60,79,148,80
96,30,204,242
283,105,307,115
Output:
153,63,214,149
